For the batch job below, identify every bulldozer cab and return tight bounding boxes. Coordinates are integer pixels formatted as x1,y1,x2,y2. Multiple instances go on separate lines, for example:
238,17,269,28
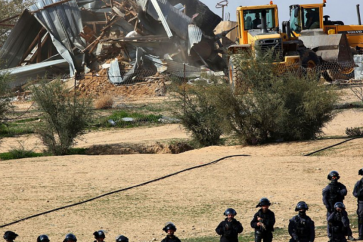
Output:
236,3,279,45
289,3,324,34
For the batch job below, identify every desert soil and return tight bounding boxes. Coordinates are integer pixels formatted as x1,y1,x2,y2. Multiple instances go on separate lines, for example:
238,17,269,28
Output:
1,86,363,242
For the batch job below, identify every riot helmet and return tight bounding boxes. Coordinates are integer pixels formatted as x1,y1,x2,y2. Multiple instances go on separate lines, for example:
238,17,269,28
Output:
115,235,128,242
163,222,177,232
334,202,345,209
37,235,50,242
224,208,237,216
359,168,363,176
256,197,271,207
63,234,77,242
327,171,340,180
93,231,105,239
3,231,18,241
295,201,309,211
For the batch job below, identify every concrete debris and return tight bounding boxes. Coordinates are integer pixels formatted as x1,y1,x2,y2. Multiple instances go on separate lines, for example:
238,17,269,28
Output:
0,0,240,95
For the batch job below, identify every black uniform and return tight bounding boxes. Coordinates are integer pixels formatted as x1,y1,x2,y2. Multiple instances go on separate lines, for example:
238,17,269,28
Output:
323,181,348,237
328,210,350,242
216,218,243,242
161,235,181,242
353,178,363,237
251,209,275,242
288,213,315,242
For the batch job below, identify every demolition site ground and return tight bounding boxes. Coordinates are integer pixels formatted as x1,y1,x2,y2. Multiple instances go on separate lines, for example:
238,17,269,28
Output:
0,84,363,242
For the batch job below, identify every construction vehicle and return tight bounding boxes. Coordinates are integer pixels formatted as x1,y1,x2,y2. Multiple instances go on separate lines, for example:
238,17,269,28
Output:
228,2,319,88
285,0,363,81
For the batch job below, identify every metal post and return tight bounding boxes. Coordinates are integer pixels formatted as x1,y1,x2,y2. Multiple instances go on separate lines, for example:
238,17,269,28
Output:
357,4,362,25
183,63,186,114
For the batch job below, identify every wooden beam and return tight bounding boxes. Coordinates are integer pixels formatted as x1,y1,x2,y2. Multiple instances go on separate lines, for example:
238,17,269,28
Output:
29,33,50,63
19,28,46,65
0,14,20,24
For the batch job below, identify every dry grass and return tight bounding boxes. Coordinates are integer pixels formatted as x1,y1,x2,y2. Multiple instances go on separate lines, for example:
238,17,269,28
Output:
94,95,114,109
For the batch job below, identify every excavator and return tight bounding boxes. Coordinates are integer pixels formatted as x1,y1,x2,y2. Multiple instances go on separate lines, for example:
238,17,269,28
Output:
228,1,319,88
284,0,363,81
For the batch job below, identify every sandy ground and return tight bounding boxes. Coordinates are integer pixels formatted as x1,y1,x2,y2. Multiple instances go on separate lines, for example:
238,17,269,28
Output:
1,87,363,242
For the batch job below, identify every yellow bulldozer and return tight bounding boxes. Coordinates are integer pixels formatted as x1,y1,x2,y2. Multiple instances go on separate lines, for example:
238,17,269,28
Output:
228,2,320,88
285,0,363,81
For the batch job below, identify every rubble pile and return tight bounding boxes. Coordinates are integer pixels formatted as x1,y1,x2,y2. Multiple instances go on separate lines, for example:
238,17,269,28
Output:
0,0,237,97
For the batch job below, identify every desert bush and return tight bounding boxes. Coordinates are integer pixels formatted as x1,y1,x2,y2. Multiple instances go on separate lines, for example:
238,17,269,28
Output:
0,71,11,121
213,50,338,144
31,80,93,155
346,127,363,137
170,82,223,147
95,95,113,109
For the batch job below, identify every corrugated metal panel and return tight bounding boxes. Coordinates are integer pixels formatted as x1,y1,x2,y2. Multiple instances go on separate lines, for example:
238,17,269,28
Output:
188,24,203,55
0,59,69,87
0,10,43,69
108,58,122,84
138,0,192,40
28,0,86,76
354,55,363,80
150,0,173,38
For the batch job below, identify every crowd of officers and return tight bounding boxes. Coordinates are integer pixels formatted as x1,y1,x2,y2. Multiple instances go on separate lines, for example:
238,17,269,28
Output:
3,169,363,242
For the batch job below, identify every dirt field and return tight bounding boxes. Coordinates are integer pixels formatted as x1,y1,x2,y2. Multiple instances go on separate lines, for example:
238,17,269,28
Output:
1,86,363,242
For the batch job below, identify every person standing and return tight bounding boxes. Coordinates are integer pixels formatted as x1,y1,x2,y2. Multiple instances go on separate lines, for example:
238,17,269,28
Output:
328,202,351,242
216,208,243,242
288,201,315,242
353,168,363,240
251,198,275,242
161,222,181,242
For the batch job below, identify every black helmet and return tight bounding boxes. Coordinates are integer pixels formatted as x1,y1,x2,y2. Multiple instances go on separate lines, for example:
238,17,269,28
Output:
63,234,77,242
256,198,271,208
93,231,105,239
327,171,340,180
115,235,128,242
3,231,18,241
37,235,50,242
295,201,309,211
359,168,363,176
163,222,177,232
334,202,345,209
224,208,237,216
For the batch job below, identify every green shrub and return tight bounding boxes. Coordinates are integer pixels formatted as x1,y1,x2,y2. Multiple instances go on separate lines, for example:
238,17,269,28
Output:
170,82,223,147
214,50,338,144
0,149,43,160
31,80,93,155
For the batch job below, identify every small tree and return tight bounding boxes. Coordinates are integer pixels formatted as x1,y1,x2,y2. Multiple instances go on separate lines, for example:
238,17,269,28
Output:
31,80,93,155
0,71,12,122
170,81,223,147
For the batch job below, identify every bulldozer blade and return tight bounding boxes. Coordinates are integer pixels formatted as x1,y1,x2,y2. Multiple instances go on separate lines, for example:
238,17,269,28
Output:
299,33,354,66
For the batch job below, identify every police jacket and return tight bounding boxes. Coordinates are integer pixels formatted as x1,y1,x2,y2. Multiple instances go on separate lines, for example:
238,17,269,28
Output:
215,218,243,242
161,235,181,242
322,182,347,212
353,179,363,201
288,214,315,242
327,210,350,235
251,209,275,233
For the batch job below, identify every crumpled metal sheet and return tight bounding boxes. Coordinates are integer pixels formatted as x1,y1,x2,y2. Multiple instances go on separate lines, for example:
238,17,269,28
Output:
0,10,43,69
188,24,203,55
354,55,363,80
137,0,193,40
29,0,86,76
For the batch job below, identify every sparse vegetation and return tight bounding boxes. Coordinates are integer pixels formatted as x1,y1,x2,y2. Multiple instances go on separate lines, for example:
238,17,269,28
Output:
346,127,363,137
96,110,162,128
94,94,114,109
31,80,94,155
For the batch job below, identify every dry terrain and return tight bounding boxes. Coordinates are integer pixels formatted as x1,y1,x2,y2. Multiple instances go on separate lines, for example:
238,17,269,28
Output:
1,85,363,242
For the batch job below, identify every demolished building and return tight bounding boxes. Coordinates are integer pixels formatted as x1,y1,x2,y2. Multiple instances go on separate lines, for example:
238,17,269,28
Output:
0,0,235,90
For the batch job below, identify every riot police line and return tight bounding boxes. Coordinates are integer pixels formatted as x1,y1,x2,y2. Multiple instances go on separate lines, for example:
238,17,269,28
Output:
3,169,363,242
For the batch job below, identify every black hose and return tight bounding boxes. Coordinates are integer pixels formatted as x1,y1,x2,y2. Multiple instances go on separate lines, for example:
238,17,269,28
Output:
304,137,357,156
0,154,249,228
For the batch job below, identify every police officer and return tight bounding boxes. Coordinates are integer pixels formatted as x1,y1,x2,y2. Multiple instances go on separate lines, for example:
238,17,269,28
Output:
93,231,105,242
3,231,18,242
328,202,351,242
288,201,315,242
115,235,128,242
251,198,275,242
37,235,50,242
216,208,244,242
323,171,355,241
63,233,77,242
161,222,181,242
353,168,363,240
